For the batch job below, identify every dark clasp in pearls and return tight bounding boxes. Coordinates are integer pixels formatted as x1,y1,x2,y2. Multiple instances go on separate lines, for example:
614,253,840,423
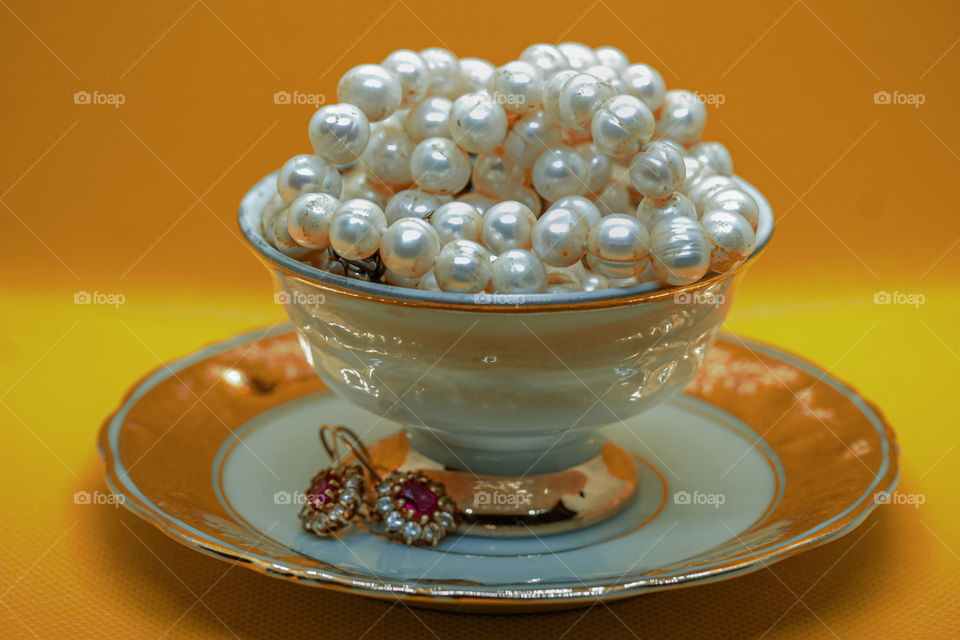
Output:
327,245,386,281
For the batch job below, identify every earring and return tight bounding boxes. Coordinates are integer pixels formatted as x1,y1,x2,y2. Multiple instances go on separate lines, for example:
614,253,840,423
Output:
373,470,460,546
297,425,369,536
297,425,461,546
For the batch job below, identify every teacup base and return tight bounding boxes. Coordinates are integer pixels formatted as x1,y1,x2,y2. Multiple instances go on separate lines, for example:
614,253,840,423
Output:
368,431,638,537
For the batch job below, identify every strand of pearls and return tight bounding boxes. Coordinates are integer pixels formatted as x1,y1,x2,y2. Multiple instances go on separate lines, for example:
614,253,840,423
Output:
263,43,763,297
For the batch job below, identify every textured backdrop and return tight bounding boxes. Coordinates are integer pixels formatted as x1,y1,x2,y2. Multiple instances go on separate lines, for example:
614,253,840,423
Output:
1,0,958,637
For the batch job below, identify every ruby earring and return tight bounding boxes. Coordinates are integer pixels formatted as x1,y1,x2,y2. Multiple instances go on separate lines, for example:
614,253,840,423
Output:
298,425,460,547
297,425,369,536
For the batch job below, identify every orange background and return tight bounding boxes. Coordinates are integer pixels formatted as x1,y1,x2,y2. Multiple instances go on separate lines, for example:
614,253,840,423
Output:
1,0,959,637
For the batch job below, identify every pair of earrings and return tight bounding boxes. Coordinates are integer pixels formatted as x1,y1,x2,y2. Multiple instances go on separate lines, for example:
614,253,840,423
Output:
298,425,459,546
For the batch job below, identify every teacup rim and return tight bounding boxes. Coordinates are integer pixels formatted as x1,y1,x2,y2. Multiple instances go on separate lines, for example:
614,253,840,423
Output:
238,171,773,312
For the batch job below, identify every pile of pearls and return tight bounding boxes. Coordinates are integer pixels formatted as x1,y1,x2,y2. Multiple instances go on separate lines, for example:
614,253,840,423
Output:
261,44,764,297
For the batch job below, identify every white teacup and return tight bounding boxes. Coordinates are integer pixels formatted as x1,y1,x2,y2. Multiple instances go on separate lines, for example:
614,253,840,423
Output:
239,173,772,477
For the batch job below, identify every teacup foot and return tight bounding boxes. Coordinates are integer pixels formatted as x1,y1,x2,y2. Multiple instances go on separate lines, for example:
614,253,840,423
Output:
367,432,638,537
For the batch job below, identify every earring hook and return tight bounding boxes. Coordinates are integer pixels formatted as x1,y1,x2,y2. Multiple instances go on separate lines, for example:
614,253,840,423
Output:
318,424,382,482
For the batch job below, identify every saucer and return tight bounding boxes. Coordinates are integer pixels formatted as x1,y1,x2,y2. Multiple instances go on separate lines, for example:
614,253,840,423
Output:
98,327,898,612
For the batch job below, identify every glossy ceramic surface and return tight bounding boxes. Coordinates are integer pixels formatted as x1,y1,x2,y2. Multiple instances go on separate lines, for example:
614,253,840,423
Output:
238,173,775,475
98,328,899,612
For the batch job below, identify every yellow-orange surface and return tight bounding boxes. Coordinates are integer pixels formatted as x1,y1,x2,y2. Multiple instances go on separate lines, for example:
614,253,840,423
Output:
1,0,958,637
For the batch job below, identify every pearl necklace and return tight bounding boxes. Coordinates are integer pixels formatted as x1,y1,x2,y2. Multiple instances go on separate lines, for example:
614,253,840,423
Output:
262,43,762,297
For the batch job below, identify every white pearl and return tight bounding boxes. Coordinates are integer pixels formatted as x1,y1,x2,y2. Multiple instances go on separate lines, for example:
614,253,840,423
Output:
434,240,492,293
449,92,508,153
260,194,286,237
701,187,760,231
545,262,586,290
417,268,441,291
583,272,609,291
584,65,624,93
340,167,390,209
361,125,414,187
620,64,665,111
309,104,371,165
286,192,341,249
482,200,537,253
532,147,589,201
574,142,613,194
649,216,710,285
532,207,589,267
337,64,402,122
656,89,707,145
590,94,655,159
628,140,686,199
382,50,431,107
594,46,629,72
701,210,755,273
420,48,460,99
410,137,472,194
541,70,578,123
384,189,440,223
431,201,483,244
270,206,299,253
404,97,453,143
636,191,697,231
472,151,524,199
557,73,616,130
503,110,563,168
380,217,441,279
550,195,602,228
459,57,495,93
687,175,738,214
592,179,632,216
329,198,387,260
491,249,547,294
509,185,544,216
520,44,569,78
681,155,715,192
690,141,733,176
558,42,598,71
457,192,496,215
272,211,311,258
384,268,421,288
585,252,648,279
277,154,342,202
491,61,542,115
588,213,650,264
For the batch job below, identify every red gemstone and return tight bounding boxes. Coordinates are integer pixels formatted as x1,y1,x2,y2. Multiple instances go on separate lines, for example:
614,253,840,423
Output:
307,472,336,509
398,479,439,519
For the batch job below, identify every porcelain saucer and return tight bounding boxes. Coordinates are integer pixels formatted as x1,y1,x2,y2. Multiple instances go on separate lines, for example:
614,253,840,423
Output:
98,327,898,612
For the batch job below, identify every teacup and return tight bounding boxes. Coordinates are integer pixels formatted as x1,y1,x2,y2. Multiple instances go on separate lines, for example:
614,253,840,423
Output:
239,174,772,480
